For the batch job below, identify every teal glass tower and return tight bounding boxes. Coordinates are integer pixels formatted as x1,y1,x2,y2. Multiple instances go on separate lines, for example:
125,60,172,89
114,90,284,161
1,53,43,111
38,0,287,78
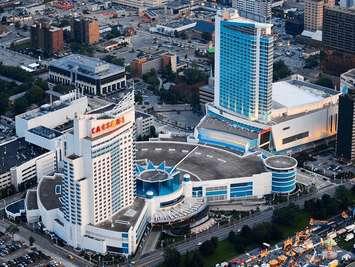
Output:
214,9,273,123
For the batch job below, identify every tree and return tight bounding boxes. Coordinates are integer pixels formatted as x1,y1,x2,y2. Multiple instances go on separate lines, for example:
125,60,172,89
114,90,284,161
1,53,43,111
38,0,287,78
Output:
26,85,45,104
199,240,215,256
201,32,212,41
29,236,35,246
304,54,319,69
149,126,157,138
14,97,28,114
6,225,19,237
162,247,181,267
161,64,176,82
183,66,207,85
273,60,291,81
134,91,143,105
314,75,333,89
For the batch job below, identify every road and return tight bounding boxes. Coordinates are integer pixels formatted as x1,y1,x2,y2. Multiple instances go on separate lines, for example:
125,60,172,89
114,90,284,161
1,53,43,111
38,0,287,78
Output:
0,220,93,267
128,182,345,267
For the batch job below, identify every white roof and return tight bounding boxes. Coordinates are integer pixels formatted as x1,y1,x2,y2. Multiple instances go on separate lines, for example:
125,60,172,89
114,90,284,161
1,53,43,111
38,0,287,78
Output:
272,80,327,108
301,30,322,42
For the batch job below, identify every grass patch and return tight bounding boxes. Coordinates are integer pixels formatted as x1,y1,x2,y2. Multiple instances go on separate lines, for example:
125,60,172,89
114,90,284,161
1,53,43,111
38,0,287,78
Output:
278,211,310,238
202,239,236,267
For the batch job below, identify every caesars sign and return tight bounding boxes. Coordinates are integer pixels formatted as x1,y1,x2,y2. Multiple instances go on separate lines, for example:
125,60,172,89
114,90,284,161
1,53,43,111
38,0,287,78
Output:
91,116,125,138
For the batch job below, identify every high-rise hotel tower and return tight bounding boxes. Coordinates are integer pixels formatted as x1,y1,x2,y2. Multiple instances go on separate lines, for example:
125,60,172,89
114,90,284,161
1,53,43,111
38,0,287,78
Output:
60,92,136,248
214,9,273,123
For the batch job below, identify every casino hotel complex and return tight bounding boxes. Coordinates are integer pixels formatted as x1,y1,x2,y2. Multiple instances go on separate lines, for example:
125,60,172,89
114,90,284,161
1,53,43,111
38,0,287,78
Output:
3,8,343,257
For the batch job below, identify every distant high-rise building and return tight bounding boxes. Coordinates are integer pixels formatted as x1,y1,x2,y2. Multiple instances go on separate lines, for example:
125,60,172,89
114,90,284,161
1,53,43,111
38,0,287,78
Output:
303,0,334,32
214,9,273,123
72,18,100,45
30,21,63,55
323,7,355,53
321,7,355,75
336,87,355,163
232,0,271,22
339,0,354,8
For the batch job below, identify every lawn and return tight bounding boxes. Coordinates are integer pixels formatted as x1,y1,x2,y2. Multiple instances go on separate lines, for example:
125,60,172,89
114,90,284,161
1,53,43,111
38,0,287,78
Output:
203,239,237,267
278,211,310,238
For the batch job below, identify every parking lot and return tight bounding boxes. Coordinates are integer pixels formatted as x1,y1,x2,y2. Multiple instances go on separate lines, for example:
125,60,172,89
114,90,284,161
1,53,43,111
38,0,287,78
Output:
0,231,54,267
303,150,355,179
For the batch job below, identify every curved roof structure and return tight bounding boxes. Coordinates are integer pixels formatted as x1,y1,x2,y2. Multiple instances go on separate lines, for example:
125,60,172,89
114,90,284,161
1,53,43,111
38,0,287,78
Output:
264,155,297,170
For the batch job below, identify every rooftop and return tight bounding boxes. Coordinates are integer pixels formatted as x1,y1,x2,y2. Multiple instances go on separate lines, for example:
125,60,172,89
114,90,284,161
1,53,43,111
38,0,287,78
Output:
139,170,169,182
136,141,267,180
198,116,259,140
97,198,145,232
29,126,62,139
264,155,298,170
38,175,62,211
135,111,151,120
49,54,125,80
19,101,71,121
272,80,338,109
0,138,48,175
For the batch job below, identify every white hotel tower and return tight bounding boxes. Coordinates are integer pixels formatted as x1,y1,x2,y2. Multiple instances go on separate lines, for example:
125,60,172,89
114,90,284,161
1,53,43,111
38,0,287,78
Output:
60,92,136,247
25,92,149,255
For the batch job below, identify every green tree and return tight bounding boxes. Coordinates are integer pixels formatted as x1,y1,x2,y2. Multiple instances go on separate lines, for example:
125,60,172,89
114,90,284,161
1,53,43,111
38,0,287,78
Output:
314,75,333,88
183,66,207,85
161,65,176,82
199,239,216,256
201,32,212,41
14,97,28,114
134,91,143,105
26,85,45,104
162,247,181,267
273,60,291,81
29,236,35,246
304,54,319,69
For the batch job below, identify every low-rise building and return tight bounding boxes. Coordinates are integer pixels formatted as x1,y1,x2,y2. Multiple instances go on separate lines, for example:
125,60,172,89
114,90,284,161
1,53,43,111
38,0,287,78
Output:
131,52,177,77
0,138,56,191
48,54,126,95
135,111,154,138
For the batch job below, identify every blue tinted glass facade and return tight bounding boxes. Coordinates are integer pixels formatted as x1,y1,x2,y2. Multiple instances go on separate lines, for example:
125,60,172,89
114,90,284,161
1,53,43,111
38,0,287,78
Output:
136,173,181,198
230,182,253,198
271,170,296,193
217,19,273,123
192,186,203,197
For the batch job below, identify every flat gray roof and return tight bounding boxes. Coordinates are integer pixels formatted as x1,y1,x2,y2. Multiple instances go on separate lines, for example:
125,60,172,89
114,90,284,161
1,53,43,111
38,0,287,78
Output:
0,138,49,175
264,155,297,170
97,198,145,232
198,116,259,140
49,54,125,80
26,190,38,210
38,175,62,211
136,141,267,180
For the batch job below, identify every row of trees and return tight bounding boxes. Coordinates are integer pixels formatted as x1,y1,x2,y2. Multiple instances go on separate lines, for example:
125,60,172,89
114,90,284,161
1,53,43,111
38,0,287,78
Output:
162,186,355,267
0,64,34,83
102,55,125,67
273,60,291,81
304,186,355,219
0,77,47,115
161,237,218,267
143,66,207,113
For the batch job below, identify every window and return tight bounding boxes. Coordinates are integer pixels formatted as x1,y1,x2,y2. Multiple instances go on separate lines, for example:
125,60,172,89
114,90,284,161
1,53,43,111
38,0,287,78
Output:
282,132,309,144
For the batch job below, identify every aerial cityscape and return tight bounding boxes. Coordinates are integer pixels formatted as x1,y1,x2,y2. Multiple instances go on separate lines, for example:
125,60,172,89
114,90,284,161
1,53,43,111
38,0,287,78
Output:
0,0,354,266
